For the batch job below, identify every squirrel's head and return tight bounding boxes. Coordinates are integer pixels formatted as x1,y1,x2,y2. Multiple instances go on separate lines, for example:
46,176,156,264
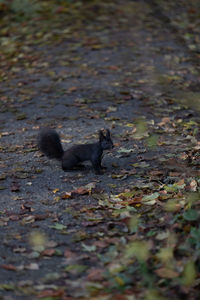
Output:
99,129,114,150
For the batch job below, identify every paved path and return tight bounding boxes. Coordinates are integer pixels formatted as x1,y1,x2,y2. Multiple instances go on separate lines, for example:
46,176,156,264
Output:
0,1,200,299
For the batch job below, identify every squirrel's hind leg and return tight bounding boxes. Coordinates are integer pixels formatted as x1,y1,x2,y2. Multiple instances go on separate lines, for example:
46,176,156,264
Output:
61,156,79,171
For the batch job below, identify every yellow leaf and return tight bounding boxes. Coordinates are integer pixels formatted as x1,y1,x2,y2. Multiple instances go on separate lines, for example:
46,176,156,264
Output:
28,231,48,252
157,247,173,264
54,196,60,202
126,123,135,127
62,192,72,199
125,241,149,262
114,276,124,286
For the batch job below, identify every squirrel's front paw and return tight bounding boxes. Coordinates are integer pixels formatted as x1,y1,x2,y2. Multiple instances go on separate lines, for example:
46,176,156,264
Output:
100,165,107,170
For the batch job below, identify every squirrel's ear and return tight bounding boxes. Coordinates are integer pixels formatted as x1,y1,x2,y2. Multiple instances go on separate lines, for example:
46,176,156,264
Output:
106,129,111,138
99,130,105,141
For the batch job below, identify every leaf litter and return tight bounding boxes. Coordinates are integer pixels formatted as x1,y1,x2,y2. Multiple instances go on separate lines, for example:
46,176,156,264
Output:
0,0,200,299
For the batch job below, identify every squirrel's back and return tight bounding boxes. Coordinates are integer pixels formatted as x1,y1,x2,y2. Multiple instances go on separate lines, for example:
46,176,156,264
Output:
38,128,64,159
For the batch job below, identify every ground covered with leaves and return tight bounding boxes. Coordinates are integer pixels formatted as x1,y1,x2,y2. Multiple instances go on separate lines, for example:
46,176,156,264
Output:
0,1,200,299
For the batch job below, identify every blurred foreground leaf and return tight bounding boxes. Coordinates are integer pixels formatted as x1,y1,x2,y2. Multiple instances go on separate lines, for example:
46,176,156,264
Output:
28,231,48,252
182,260,196,287
183,209,199,221
125,241,149,262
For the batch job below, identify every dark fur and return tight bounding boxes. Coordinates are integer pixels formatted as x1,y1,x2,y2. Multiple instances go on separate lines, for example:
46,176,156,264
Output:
38,128,114,174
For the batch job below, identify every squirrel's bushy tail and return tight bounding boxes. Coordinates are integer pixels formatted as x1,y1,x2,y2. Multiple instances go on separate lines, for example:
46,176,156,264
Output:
38,128,64,160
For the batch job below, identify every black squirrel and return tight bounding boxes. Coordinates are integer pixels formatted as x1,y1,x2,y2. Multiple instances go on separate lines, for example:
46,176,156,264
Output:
38,128,114,174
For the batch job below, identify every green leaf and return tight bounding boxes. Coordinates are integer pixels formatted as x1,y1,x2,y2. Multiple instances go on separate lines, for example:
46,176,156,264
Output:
0,284,15,291
142,192,159,205
82,243,96,252
64,264,87,274
189,226,200,249
185,192,200,206
182,260,196,286
183,209,198,221
86,282,104,293
49,223,67,230
146,134,159,149
147,230,156,237
142,192,159,201
134,118,149,139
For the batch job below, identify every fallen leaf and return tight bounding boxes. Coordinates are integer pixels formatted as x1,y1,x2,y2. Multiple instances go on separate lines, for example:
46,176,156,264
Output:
189,179,197,191
62,182,96,199
155,267,179,279
49,223,67,230
11,182,20,192
38,289,64,298
183,209,199,221
1,264,17,271
87,268,105,281
142,192,159,205
42,249,56,256
25,263,39,270
82,243,96,252
182,260,196,286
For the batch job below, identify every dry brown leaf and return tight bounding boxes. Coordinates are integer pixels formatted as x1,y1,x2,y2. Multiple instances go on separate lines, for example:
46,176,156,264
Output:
155,267,179,279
